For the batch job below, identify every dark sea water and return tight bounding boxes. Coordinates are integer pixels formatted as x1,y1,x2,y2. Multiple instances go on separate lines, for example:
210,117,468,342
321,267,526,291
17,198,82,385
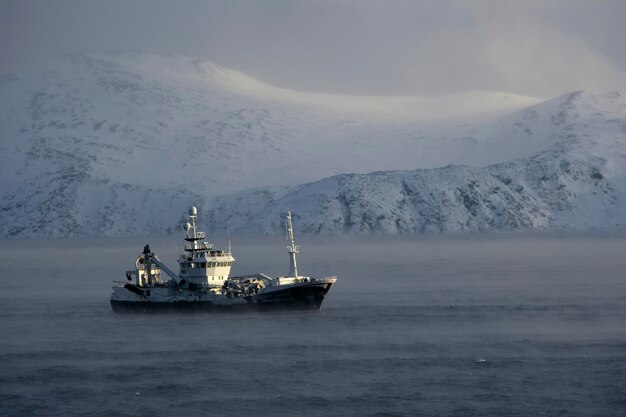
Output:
1,234,625,417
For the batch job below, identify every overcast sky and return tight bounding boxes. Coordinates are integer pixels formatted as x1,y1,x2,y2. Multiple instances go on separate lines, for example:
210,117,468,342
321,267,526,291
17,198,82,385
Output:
1,0,625,97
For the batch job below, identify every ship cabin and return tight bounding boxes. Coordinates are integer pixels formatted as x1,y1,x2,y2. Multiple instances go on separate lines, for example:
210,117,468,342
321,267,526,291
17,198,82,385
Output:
126,246,162,287
179,206,235,289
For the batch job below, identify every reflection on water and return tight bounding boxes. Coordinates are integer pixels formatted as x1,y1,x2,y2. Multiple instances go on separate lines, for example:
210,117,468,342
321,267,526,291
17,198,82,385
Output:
1,234,625,416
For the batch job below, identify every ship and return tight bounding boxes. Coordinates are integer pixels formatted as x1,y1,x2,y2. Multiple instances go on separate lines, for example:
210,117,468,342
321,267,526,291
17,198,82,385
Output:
110,207,337,312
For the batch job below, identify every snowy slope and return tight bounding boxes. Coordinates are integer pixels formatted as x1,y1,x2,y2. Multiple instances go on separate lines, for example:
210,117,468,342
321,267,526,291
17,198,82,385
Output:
202,91,626,234
0,51,541,196
0,51,624,237
204,145,624,234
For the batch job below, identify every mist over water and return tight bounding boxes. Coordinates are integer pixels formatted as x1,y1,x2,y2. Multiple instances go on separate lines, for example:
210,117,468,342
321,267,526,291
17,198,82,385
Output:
1,235,625,416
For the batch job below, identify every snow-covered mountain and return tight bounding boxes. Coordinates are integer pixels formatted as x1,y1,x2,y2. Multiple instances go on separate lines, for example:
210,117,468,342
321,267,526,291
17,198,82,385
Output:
204,91,626,234
0,51,624,237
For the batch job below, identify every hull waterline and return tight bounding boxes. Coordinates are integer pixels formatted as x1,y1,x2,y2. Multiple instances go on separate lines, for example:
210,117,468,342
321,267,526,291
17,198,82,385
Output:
111,281,334,313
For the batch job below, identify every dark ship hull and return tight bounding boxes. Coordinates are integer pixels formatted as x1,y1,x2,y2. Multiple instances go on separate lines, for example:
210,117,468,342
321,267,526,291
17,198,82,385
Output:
110,281,334,313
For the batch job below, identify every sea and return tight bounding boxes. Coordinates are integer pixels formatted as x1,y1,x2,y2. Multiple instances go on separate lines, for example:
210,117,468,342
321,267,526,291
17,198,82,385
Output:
1,234,625,417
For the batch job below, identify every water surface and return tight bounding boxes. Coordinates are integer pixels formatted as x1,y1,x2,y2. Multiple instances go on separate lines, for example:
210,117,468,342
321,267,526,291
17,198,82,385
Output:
1,235,625,416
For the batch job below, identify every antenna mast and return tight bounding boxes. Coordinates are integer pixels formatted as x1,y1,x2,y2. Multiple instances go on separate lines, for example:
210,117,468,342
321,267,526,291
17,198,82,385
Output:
227,223,232,255
285,212,299,277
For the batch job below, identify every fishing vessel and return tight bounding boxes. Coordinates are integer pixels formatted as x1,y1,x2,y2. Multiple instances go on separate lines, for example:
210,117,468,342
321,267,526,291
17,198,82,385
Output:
110,207,337,312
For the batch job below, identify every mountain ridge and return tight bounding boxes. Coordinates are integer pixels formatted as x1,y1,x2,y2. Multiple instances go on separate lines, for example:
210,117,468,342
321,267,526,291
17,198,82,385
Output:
201,142,623,235
1,51,625,238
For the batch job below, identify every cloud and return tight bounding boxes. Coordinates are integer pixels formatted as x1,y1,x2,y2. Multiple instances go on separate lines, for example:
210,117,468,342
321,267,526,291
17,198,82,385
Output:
1,0,625,97
464,0,626,96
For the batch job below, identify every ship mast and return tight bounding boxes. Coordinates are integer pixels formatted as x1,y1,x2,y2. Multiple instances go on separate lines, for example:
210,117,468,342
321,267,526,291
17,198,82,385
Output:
227,223,232,255
285,211,299,277
143,244,152,285
187,206,199,251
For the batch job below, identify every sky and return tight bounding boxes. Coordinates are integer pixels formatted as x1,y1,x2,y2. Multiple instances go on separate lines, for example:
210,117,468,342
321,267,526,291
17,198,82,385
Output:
1,0,625,98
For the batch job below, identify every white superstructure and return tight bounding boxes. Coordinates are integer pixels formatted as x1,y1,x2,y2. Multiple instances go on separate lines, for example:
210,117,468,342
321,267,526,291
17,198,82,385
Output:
179,206,234,288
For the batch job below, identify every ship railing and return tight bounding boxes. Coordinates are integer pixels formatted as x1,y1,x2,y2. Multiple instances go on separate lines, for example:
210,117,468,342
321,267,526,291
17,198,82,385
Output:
184,244,221,250
313,275,337,282
229,273,273,284
184,245,227,256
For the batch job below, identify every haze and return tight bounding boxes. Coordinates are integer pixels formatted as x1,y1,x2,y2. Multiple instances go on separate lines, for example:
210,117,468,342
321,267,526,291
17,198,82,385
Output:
1,0,626,98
